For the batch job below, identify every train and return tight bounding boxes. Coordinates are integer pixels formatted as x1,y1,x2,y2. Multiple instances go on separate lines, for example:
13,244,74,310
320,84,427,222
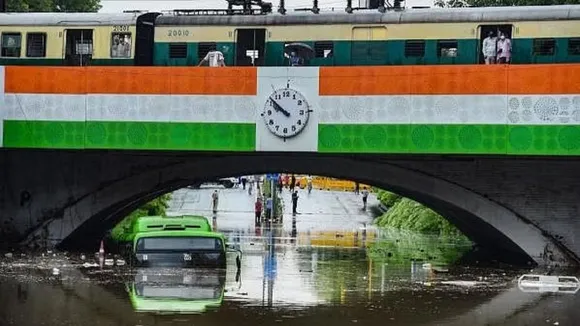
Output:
0,4,579,67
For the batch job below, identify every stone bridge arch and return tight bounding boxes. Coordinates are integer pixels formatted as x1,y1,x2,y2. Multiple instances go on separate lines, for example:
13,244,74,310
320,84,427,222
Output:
17,153,571,267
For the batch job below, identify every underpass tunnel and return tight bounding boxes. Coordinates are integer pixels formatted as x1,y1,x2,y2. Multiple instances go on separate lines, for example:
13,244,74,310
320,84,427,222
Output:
56,156,542,267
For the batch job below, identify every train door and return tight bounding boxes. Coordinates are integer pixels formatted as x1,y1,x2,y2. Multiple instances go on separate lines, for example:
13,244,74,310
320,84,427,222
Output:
351,26,387,66
478,24,513,64
135,13,161,66
63,29,93,66
234,29,266,66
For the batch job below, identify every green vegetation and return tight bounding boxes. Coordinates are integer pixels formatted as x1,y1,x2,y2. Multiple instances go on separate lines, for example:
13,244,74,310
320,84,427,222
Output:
367,228,472,265
434,0,580,7
110,194,171,241
7,0,101,12
374,189,467,239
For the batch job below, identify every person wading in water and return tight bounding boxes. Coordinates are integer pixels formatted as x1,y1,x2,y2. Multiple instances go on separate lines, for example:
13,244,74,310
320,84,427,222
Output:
212,190,219,214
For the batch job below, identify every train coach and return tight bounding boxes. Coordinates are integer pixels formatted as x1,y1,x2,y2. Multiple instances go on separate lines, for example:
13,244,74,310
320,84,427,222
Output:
0,4,579,67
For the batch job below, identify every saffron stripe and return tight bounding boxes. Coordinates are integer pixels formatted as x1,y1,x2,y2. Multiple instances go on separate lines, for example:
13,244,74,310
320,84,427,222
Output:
4,66,258,95
319,64,580,96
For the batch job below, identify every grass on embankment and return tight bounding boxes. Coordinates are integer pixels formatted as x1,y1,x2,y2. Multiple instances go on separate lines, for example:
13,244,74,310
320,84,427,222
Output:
373,189,468,240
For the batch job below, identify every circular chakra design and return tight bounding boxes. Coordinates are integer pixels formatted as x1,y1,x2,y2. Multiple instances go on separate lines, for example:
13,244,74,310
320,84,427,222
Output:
533,97,559,121
572,110,580,122
508,97,520,110
522,97,533,109
86,123,107,145
319,126,342,149
509,126,533,151
127,124,148,146
573,96,580,109
458,126,483,150
411,126,435,150
434,96,459,118
44,123,65,145
508,111,520,123
522,110,533,122
559,111,570,124
559,97,571,110
558,126,580,150
169,124,190,146
363,125,387,149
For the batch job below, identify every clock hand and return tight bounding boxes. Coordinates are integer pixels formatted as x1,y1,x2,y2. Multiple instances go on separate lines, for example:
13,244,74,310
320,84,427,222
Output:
269,97,290,117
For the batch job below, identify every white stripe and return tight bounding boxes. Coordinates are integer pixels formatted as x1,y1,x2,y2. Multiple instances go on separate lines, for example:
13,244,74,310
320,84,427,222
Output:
318,94,580,125
3,94,257,123
4,93,580,125
0,66,4,147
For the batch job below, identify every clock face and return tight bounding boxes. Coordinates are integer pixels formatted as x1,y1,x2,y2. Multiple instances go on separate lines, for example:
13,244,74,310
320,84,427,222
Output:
262,88,310,139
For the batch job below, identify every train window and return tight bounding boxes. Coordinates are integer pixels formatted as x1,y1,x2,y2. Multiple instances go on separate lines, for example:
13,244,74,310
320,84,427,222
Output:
169,43,187,59
111,32,132,58
26,33,46,57
533,38,555,56
404,40,425,57
314,41,333,58
1,33,21,57
437,40,458,57
568,38,580,55
198,42,216,60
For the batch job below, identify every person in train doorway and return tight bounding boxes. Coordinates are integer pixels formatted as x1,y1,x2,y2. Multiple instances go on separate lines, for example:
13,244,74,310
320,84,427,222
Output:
212,190,219,214
482,31,497,64
289,51,303,66
198,49,226,67
255,197,263,224
496,32,512,64
290,174,296,192
292,190,299,215
361,187,369,211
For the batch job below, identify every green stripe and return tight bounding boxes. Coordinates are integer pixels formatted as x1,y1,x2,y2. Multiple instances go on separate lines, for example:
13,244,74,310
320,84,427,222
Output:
3,121,256,151
318,124,580,155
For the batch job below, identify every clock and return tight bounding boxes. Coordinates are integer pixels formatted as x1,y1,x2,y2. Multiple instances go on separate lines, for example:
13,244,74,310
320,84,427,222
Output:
262,88,311,139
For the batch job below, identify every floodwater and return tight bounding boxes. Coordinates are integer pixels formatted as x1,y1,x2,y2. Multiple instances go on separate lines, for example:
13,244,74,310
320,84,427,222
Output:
1,188,579,325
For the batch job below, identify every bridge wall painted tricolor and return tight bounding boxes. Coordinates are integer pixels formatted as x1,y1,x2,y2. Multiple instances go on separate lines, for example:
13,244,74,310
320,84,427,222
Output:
1,65,580,154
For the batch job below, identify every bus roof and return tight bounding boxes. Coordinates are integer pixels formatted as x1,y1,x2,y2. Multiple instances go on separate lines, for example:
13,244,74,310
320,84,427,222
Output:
133,215,212,233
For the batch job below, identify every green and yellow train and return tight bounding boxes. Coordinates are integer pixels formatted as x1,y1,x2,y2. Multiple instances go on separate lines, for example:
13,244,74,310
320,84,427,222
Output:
0,5,579,67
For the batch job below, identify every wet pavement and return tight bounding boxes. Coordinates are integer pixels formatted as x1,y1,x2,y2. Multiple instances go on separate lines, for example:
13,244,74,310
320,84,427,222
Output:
1,186,579,325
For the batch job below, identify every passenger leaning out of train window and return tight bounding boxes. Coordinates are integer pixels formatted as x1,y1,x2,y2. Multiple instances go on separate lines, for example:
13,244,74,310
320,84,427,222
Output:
198,50,226,67
482,31,497,64
496,32,512,64
289,51,303,66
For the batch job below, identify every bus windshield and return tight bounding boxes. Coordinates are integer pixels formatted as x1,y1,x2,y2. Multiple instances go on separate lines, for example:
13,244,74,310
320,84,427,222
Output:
136,237,222,252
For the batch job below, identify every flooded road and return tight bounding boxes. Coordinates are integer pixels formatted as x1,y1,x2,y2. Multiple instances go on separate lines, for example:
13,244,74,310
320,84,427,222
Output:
1,187,579,325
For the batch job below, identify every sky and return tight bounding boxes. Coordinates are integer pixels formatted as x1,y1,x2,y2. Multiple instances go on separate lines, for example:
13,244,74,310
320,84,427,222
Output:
99,0,435,13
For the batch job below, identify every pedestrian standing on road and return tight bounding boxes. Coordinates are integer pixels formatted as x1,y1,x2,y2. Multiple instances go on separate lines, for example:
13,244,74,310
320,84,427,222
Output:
265,196,273,220
255,197,263,224
241,177,247,190
361,187,369,210
307,175,313,194
292,190,299,215
278,175,283,193
290,175,296,192
355,182,360,194
212,190,219,214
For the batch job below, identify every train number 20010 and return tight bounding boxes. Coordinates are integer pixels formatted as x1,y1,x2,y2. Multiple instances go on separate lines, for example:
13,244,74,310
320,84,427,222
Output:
112,25,130,32
167,29,190,37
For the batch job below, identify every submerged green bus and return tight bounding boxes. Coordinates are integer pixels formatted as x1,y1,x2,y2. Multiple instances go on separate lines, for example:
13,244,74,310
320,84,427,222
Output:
128,268,226,314
115,215,238,268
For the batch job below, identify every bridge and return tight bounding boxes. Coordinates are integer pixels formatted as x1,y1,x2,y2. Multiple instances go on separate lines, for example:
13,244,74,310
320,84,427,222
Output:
0,64,580,267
